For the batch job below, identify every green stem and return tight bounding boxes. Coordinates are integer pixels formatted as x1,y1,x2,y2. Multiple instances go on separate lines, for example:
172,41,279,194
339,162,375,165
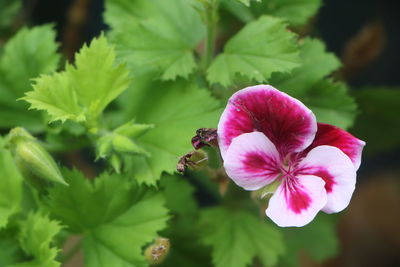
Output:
202,0,220,69
204,17,215,68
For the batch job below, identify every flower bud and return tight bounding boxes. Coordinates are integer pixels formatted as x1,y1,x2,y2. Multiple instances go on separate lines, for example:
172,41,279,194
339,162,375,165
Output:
96,135,114,159
7,127,68,190
144,237,170,265
112,134,150,156
114,120,154,138
110,153,122,174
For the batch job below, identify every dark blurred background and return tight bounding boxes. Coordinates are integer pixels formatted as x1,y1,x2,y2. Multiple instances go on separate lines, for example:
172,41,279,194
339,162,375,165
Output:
5,0,400,266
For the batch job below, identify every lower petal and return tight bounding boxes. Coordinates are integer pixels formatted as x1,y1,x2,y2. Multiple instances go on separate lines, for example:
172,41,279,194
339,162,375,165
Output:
266,175,327,227
224,132,281,190
298,145,357,214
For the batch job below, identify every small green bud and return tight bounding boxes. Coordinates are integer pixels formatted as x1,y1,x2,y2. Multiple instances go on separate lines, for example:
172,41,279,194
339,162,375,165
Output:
110,153,122,174
95,121,153,161
144,237,170,265
112,134,150,157
96,134,114,159
114,120,154,138
6,127,68,190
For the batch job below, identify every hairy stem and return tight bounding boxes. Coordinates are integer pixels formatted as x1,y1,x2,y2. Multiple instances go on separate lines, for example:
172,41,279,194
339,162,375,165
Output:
202,0,220,69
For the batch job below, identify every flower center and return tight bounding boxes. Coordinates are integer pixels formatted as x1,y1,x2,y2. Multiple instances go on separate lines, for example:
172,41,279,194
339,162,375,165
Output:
279,155,298,181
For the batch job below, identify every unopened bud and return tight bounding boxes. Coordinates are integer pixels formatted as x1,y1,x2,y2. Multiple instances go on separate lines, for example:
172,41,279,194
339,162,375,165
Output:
6,127,68,190
114,120,154,138
96,135,113,159
110,153,122,174
144,237,170,265
112,134,150,156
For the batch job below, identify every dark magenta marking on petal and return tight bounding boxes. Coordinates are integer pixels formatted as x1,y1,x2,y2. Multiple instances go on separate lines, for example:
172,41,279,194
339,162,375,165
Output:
305,123,365,167
284,180,311,214
296,166,335,193
309,169,335,193
242,151,279,177
221,87,316,156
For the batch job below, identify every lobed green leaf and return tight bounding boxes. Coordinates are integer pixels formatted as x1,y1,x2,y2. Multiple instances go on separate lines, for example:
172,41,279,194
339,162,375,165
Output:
279,213,339,266
0,25,60,132
199,207,285,267
224,0,321,26
271,38,356,129
22,35,130,126
12,212,62,267
46,169,169,266
207,16,300,87
106,0,205,80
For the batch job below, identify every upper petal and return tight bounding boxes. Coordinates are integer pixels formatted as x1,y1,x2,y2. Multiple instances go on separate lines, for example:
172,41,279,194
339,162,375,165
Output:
218,85,317,159
305,123,365,170
224,132,281,191
265,175,327,227
297,145,357,214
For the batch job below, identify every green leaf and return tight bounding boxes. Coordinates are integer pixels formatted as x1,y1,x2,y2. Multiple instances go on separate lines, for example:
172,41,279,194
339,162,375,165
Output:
0,25,60,132
106,0,205,80
22,35,130,126
0,25,60,98
160,174,197,216
46,169,169,266
207,16,299,87
104,0,155,28
0,136,23,229
271,39,356,129
199,208,285,267
280,213,338,266
0,229,26,266
13,212,62,267
116,76,221,185
271,38,341,94
352,87,400,154
251,0,321,26
302,80,357,129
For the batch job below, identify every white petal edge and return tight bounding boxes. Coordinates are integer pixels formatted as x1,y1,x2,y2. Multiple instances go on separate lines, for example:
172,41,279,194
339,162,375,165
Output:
223,131,281,191
298,145,357,214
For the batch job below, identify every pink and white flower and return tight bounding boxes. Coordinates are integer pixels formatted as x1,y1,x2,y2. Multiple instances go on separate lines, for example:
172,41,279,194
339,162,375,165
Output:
218,85,365,227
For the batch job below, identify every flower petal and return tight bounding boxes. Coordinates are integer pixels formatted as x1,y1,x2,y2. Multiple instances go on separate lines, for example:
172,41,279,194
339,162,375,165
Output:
297,145,357,214
266,175,327,227
306,123,365,170
218,85,317,159
224,132,281,190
